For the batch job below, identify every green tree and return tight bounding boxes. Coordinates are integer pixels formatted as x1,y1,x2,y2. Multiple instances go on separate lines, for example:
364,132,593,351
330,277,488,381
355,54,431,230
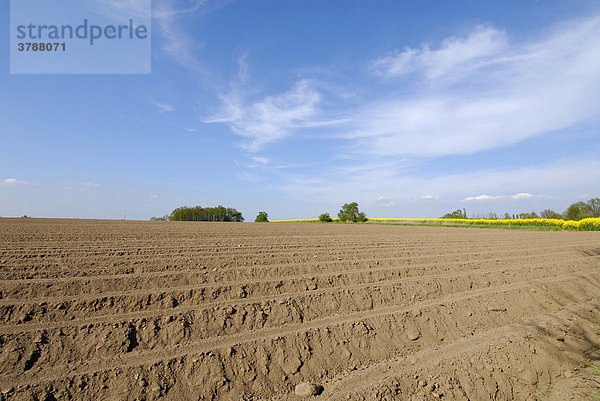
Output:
562,202,592,221
587,198,600,217
540,209,561,219
255,211,269,222
168,206,243,222
518,211,539,219
441,209,467,219
338,202,367,222
319,213,332,222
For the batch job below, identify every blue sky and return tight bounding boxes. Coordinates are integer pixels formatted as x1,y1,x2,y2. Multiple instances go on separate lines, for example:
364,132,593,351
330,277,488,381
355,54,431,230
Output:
1,0,600,220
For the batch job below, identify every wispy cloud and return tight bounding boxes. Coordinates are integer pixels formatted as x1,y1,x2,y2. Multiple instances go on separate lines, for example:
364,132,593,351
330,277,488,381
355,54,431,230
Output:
463,194,503,201
372,25,508,80
206,80,322,151
66,182,100,190
511,192,534,200
154,102,175,113
346,14,600,158
279,158,600,208
2,178,29,186
153,0,207,68
83,182,100,188
251,156,270,165
421,195,439,200
377,196,397,207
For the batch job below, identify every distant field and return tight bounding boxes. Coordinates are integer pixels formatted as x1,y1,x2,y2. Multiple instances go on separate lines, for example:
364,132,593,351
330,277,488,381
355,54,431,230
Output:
0,218,599,400
272,217,600,231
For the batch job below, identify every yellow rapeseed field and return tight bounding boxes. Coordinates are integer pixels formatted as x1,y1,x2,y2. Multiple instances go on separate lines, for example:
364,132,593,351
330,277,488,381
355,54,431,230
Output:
271,217,600,231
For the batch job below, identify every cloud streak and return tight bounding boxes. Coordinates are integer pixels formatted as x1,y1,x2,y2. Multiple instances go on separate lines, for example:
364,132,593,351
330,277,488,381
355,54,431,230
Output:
2,178,29,186
206,80,322,151
347,14,600,158
372,25,508,80
154,102,175,113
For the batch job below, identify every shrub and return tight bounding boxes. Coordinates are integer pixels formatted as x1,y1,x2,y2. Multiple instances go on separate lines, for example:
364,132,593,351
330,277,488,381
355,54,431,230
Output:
319,213,332,222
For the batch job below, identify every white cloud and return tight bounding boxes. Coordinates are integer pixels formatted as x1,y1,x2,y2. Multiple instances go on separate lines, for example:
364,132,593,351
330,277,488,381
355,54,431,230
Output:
511,192,535,200
152,1,207,68
92,0,207,68
421,195,439,200
154,102,175,113
206,80,322,151
83,182,100,188
463,194,504,201
377,196,397,207
2,178,29,185
372,25,508,80
150,194,158,199
65,182,100,190
347,14,600,158
280,158,600,209
251,156,270,165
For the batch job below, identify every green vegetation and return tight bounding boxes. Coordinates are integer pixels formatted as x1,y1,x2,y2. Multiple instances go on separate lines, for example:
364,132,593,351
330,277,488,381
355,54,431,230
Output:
168,206,243,222
319,213,332,222
584,362,600,399
441,197,600,221
338,202,367,223
540,209,561,219
441,208,467,219
255,211,269,222
149,215,168,221
562,200,597,220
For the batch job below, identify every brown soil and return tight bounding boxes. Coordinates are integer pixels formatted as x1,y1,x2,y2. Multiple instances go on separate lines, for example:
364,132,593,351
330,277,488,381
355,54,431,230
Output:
0,218,599,400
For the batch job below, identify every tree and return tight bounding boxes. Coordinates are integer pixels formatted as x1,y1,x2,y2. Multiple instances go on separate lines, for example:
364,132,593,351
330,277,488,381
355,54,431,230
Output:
562,201,592,221
540,209,561,219
255,212,269,222
587,198,600,217
518,211,539,219
338,202,367,222
319,213,332,222
441,209,467,219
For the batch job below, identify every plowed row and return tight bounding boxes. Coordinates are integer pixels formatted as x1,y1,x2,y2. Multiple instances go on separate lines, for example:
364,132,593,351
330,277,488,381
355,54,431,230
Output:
0,219,598,400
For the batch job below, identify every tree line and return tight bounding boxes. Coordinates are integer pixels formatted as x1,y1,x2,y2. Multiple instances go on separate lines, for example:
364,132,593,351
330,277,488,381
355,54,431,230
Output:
442,197,600,220
155,205,244,222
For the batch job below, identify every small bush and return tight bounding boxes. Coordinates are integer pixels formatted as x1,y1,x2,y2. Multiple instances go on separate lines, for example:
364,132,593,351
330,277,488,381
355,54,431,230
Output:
319,213,332,222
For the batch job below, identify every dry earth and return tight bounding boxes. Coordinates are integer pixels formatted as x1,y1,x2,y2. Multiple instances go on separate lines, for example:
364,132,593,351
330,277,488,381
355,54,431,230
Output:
0,218,599,400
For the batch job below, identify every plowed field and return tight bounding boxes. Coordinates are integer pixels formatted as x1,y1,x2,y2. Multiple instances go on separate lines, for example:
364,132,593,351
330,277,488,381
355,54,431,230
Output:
0,219,599,400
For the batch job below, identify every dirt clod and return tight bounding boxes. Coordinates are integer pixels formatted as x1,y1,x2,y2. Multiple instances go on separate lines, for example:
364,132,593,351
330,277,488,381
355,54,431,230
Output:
294,382,323,397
